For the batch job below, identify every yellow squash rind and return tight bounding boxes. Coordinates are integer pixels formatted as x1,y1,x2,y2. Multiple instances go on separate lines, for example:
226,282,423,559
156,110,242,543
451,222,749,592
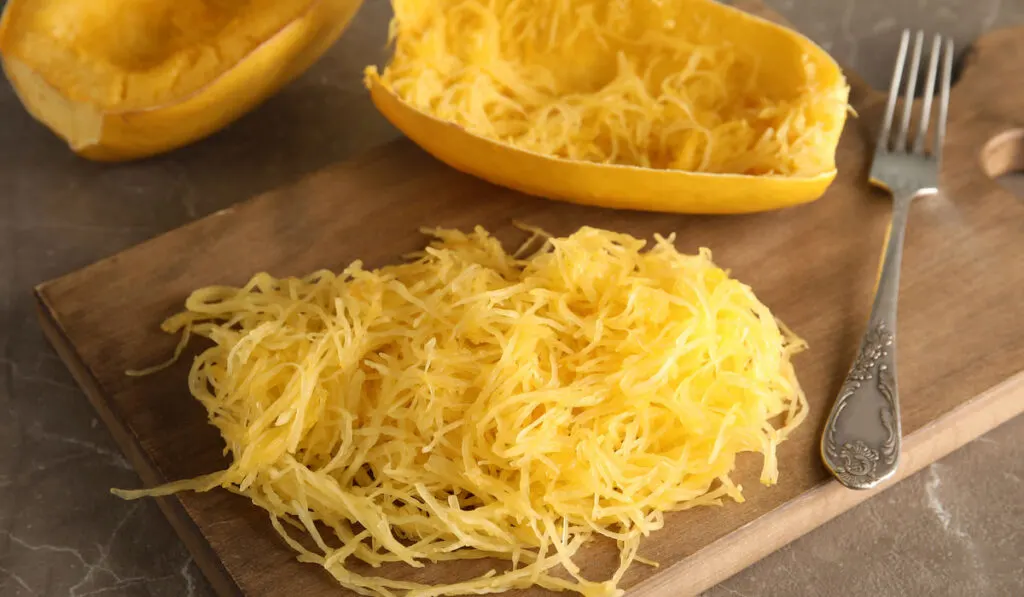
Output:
368,77,838,214
0,0,364,161
366,0,848,214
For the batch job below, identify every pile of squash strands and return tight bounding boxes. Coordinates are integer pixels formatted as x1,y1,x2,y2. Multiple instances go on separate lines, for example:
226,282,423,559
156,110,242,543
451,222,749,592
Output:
117,225,808,597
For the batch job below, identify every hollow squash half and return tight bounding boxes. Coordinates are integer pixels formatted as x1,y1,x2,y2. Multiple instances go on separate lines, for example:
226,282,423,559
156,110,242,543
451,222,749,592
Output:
0,0,364,161
366,0,849,214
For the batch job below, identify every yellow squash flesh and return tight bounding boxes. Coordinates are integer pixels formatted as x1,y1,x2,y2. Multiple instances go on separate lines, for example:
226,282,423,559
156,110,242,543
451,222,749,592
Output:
366,0,849,214
0,0,364,161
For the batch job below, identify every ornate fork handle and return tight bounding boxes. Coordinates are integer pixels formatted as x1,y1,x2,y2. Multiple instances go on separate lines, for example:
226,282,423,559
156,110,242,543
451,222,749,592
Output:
821,194,912,489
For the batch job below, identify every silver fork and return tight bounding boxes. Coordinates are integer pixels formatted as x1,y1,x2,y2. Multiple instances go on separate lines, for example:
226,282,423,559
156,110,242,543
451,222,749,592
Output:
821,30,954,490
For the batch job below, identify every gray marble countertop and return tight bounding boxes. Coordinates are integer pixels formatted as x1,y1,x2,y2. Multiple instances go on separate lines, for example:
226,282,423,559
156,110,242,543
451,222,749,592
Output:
1,1,1023,596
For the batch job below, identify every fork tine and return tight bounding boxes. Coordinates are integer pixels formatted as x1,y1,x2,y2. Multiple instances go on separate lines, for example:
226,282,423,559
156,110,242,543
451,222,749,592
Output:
912,34,942,155
935,38,954,161
878,29,911,152
895,31,925,152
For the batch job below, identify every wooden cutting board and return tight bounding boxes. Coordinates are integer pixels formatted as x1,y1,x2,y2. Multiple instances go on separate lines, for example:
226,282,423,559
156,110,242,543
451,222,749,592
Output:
34,2,1024,595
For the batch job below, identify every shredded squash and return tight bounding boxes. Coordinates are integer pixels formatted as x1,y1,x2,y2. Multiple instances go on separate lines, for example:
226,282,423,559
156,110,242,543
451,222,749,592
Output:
117,226,808,597
367,0,848,177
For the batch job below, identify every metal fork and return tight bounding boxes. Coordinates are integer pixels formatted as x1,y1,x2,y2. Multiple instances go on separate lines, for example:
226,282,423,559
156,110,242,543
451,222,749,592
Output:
821,30,954,490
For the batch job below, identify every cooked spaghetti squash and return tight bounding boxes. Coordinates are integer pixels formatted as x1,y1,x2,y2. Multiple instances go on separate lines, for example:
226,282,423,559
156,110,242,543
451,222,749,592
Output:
118,225,808,597
366,0,849,213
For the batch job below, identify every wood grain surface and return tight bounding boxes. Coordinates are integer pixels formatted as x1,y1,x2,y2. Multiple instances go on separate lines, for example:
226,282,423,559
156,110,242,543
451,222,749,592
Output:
33,3,1024,596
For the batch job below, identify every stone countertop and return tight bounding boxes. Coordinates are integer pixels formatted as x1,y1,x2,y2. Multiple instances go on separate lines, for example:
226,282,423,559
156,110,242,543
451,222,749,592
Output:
1,0,1022,596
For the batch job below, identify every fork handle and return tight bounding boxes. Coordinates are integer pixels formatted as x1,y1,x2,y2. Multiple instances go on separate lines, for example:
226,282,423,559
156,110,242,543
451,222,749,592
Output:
821,193,913,489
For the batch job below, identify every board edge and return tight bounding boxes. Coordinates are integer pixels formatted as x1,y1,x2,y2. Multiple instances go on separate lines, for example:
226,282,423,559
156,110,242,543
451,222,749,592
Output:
29,140,418,301
33,287,246,597
630,370,1024,597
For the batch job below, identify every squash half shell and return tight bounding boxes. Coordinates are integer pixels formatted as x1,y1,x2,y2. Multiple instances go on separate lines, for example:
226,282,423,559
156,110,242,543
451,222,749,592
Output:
366,0,848,214
0,0,364,161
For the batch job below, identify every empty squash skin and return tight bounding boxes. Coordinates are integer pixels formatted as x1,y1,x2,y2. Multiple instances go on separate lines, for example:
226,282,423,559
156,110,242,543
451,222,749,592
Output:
0,0,364,161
